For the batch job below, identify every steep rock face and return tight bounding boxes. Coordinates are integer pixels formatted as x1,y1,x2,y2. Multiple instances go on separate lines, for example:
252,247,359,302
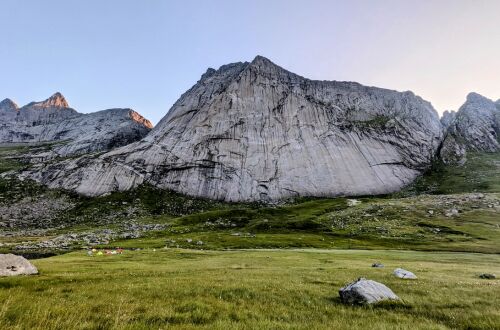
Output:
0,93,153,156
26,56,443,202
33,108,154,157
440,93,500,164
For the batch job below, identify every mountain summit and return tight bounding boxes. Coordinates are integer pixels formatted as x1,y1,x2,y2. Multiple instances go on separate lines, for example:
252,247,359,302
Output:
37,92,69,108
24,92,70,109
0,98,19,121
0,93,153,157
28,56,444,201
0,98,19,111
440,92,500,164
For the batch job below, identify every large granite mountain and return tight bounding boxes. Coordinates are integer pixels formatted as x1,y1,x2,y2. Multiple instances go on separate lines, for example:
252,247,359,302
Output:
440,93,500,164
0,93,153,157
24,56,444,202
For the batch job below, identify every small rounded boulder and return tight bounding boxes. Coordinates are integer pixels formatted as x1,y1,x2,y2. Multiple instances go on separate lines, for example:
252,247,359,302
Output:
0,254,38,276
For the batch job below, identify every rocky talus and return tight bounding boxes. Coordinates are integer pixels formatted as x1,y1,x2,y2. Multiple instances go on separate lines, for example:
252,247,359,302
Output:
0,93,153,157
440,93,500,164
24,56,444,202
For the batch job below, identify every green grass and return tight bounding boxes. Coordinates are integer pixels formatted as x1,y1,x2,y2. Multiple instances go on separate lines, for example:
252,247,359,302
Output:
352,115,391,129
0,249,498,329
0,145,30,173
2,172,499,255
97,193,499,254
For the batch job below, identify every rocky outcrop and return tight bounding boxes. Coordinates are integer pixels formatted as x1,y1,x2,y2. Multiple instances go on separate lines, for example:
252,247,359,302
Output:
0,93,153,157
339,278,400,304
22,56,443,202
440,93,500,164
0,98,19,121
33,108,154,157
440,110,456,129
0,254,38,276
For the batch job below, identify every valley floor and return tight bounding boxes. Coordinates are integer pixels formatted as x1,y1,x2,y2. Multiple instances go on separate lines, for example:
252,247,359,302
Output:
0,249,499,329
1,145,499,329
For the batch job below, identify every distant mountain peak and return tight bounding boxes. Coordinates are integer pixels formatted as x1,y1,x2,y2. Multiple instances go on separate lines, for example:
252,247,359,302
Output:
42,92,69,108
466,92,490,102
242,55,306,82
251,55,273,64
440,91,500,165
461,92,496,115
248,55,280,70
440,110,456,130
128,109,153,129
24,92,70,109
0,98,18,111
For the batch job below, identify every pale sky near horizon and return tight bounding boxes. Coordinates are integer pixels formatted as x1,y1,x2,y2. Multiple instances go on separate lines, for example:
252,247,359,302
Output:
1,0,499,124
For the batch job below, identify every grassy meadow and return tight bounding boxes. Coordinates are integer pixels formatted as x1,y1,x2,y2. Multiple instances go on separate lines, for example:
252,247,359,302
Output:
0,249,499,329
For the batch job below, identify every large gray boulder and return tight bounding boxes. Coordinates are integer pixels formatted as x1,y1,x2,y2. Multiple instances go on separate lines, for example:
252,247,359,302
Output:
0,93,153,157
339,278,400,304
23,56,443,202
440,93,500,164
0,254,38,276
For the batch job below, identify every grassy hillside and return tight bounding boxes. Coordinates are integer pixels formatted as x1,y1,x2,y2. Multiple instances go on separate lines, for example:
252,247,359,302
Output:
0,145,499,254
397,152,500,195
101,192,499,253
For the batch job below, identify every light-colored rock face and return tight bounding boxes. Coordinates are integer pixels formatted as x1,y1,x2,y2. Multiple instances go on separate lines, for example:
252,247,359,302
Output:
24,56,443,202
0,98,19,122
0,93,153,157
339,278,399,304
0,254,38,276
440,93,500,164
0,99,19,116
38,108,154,157
393,268,417,279
0,98,18,111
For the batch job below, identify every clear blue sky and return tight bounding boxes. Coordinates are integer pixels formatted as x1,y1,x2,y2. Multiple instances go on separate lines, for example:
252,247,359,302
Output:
1,0,499,124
